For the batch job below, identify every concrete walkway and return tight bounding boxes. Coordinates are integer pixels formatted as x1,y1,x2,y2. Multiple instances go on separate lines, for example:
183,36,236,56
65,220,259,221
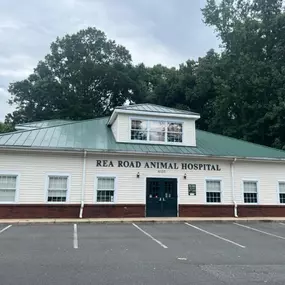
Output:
1,217,285,224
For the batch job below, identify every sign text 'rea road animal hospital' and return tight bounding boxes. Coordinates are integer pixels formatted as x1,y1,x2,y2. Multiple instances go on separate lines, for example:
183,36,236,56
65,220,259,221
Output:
96,160,221,171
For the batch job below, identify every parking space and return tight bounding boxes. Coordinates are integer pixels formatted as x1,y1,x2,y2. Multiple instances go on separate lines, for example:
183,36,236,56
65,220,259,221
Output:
1,222,285,284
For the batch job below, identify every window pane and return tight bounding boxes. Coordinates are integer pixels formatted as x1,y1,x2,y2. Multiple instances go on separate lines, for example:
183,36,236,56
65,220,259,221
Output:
244,181,257,193
149,121,165,132
48,176,68,190
149,131,165,142
206,180,221,203
97,177,115,202
149,121,165,142
244,193,257,203
131,120,147,131
167,123,182,133
280,193,285,203
48,176,68,202
0,175,17,189
279,182,285,193
98,177,115,190
48,190,67,202
131,130,147,141
206,192,221,203
167,133,182,143
0,175,17,202
206,180,221,192
0,190,16,202
97,190,114,202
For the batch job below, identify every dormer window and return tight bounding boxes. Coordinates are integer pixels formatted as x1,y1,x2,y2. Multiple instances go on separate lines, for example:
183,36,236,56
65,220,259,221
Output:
130,119,183,143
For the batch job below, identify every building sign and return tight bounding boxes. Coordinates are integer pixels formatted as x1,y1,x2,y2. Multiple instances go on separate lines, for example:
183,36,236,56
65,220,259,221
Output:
96,160,221,171
188,184,196,196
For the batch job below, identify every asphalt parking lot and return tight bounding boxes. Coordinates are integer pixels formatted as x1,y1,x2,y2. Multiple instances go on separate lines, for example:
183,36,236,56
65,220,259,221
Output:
1,222,285,285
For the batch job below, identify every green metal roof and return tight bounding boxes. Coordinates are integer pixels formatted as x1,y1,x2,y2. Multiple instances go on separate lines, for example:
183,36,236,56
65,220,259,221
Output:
15,120,74,130
1,117,285,160
116,104,199,116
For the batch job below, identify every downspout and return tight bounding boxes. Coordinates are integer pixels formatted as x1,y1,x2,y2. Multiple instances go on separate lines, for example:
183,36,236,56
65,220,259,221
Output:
79,150,87,218
231,157,238,217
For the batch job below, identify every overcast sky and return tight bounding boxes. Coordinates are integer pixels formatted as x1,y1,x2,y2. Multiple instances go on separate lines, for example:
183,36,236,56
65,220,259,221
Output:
0,0,219,122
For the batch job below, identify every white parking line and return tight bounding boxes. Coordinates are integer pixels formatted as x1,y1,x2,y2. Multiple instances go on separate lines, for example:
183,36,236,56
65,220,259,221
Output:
185,223,246,249
234,223,285,240
279,222,285,226
0,225,12,234
132,223,168,249
73,224,78,249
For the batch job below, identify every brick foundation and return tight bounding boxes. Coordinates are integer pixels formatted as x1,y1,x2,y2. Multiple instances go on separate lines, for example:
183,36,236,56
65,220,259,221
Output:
0,204,285,219
179,204,234,217
179,204,285,217
238,205,285,217
0,204,145,219
83,204,145,218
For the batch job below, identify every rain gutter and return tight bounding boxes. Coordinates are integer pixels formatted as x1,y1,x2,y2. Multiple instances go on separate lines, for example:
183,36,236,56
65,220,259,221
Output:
231,157,238,217
79,150,87,218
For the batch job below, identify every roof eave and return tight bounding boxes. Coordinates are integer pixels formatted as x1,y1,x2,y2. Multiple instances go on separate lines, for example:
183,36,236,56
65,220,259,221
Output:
107,109,200,126
1,145,285,162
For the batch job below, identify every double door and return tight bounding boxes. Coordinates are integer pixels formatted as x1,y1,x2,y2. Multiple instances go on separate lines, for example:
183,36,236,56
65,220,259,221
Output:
146,178,178,217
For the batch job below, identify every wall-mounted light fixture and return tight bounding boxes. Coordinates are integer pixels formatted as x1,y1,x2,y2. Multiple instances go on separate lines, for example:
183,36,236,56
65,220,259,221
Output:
184,173,187,179
137,172,140,178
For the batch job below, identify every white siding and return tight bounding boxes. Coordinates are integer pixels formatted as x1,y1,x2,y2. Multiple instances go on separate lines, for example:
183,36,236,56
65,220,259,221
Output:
0,152,83,203
2,150,285,207
114,113,196,146
111,116,118,140
117,113,129,142
85,155,231,204
234,161,285,205
183,119,196,146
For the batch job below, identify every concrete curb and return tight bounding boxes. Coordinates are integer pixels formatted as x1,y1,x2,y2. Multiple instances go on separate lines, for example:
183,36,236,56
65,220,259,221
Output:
1,217,285,225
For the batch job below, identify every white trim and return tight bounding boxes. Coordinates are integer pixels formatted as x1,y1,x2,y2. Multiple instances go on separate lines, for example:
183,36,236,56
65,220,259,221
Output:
1,147,285,163
108,109,200,125
130,116,185,123
277,180,285,204
94,174,117,204
45,172,71,204
0,171,20,204
242,179,259,204
79,150,87,218
129,117,184,145
204,177,223,204
144,175,180,217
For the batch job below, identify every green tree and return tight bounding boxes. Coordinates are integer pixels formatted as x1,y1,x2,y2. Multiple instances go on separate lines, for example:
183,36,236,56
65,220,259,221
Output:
6,27,140,124
203,0,285,148
0,122,14,134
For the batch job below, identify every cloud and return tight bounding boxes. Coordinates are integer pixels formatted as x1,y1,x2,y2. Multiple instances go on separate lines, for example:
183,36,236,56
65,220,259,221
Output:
0,0,219,121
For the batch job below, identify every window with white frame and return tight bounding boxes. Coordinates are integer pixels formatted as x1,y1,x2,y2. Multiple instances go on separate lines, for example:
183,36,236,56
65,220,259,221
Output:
130,119,183,143
279,182,285,203
47,175,68,202
0,175,17,202
206,180,221,203
96,177,115,202
243,181,258,203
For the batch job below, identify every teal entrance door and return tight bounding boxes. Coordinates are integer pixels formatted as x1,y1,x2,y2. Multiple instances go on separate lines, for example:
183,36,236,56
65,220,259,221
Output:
146,178,178,217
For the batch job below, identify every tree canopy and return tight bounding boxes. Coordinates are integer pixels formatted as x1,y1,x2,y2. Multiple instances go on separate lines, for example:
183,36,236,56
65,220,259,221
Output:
0,122,14,134
6,27,140,124
3,1,285,150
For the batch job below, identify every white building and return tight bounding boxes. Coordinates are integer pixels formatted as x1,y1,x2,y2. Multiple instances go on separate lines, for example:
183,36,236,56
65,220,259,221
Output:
0,103,285,218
